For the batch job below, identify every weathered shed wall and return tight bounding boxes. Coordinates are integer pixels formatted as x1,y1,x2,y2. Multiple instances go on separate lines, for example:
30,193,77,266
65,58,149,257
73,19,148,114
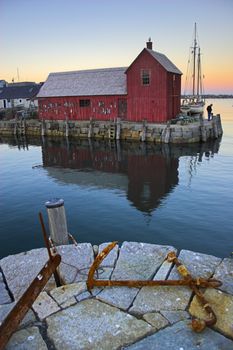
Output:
126,50,181,122
167,72,181,120
38,95,127,121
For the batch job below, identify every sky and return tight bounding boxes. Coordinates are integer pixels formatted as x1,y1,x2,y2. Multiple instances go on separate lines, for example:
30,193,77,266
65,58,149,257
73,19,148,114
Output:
1,0,233,94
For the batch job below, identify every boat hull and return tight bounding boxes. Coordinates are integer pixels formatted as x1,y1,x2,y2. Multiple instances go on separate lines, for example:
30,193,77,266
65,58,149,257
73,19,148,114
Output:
189,104,204,114
181,99,205,115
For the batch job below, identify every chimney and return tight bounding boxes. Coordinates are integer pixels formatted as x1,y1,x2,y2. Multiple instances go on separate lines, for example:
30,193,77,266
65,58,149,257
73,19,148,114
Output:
146,37,153,50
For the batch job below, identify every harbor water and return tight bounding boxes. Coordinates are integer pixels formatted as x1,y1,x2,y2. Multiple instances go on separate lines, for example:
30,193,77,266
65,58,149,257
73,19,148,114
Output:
0,99,233,259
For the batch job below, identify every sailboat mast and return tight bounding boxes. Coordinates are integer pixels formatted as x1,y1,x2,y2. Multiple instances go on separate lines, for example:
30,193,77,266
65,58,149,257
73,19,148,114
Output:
192,23,197,96
200,58,203,98
197,47,200,98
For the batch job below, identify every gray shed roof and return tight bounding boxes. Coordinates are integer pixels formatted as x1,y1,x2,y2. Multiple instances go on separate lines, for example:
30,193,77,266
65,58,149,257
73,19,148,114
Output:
0,83,42,100
146,48,182,74
37,67,127,98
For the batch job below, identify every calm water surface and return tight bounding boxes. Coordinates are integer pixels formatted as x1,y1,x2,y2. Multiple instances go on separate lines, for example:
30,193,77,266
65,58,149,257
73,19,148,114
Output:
0,99,233,258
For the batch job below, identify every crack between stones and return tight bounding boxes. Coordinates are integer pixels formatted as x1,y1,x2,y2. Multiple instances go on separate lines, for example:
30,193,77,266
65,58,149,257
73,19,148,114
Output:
212,328,233,342
39,320,57,350
47,291,63,309
126,287,141,314
0,266,14,302
115,326,157,350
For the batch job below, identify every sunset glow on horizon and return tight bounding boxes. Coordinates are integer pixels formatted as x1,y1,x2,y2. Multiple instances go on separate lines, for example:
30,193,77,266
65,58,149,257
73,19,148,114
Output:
1,0,232,94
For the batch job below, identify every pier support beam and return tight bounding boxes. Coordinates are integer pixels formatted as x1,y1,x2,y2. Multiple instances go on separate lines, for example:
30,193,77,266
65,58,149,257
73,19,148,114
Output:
140,120,147,142
212,117,218,139
200,119,207,142
65,118,69,137
216,114,223,136
45,198,69,246
41,120,45,136
88,118,93,138
116,118,121,140
14,118,17,136
161,123,171,143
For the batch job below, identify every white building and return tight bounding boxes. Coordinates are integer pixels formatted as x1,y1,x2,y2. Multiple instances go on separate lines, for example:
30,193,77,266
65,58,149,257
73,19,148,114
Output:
0,82,42,109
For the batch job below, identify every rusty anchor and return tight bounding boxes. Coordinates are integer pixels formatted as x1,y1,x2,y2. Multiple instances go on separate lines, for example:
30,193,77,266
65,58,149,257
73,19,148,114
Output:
87,242,222,332
0,254,61,350
167,251,218,332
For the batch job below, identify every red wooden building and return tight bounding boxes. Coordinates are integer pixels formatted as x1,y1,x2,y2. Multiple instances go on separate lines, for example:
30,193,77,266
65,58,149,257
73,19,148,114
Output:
37,40,182,123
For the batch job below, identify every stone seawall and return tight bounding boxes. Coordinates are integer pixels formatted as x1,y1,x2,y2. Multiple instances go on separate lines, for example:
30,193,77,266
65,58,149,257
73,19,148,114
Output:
0,115,223,144
0,242,232,349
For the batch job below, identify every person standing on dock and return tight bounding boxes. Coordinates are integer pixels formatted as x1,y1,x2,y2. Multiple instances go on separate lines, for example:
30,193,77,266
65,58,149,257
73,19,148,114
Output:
207,104,213,121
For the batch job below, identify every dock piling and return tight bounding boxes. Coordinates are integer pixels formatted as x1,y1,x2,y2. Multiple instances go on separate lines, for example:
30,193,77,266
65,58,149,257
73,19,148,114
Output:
65,118,69,137
45,198,69,246
116,118,121,140
41,120,45,136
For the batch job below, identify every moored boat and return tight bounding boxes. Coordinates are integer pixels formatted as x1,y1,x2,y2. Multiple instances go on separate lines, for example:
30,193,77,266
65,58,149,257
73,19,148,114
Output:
181,98,205,115
181,23,205,115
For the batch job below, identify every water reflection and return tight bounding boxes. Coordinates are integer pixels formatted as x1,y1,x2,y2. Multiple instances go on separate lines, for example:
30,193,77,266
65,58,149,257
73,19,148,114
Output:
0,134,220,214
0,135,41,150
38,137,221,214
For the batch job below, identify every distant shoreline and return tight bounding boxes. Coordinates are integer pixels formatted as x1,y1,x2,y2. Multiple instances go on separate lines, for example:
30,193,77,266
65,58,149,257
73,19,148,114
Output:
181,95,233,99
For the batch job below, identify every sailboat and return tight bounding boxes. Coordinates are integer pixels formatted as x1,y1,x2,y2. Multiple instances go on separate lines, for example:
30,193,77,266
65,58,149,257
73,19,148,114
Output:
181,23,205,115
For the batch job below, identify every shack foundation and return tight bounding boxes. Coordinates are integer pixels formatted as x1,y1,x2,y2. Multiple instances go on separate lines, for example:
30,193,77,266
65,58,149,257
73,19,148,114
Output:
0,115,223,143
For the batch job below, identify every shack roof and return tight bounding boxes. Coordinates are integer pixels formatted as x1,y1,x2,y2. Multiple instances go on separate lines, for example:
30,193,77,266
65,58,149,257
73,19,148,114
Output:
146,49,182,74
125,48,182,75
37,67,127,98
0,83,42,100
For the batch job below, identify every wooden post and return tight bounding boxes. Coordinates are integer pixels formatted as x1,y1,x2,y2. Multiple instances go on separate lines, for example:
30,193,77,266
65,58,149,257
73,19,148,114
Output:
88,117,93,138
140,120,147,142
212,116,218,139
200,119,207,142
65,118,69,137
116,118,121,140
14,118,17,136
216,114,223,136
161,122,171,143
41,120,45,136
45,198,69,246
